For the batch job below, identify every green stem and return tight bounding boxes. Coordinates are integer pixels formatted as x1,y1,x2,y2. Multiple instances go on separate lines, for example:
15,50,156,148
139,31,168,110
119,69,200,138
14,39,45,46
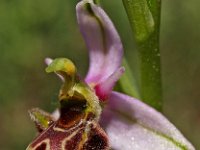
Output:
122,0,162,110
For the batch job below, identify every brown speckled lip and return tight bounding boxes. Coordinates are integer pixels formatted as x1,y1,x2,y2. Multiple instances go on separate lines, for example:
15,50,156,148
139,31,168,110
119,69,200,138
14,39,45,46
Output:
28,98,109,150
83,122,110,150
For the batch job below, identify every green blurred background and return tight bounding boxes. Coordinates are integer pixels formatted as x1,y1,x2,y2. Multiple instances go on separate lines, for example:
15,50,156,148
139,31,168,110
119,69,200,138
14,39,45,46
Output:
0,0,199,149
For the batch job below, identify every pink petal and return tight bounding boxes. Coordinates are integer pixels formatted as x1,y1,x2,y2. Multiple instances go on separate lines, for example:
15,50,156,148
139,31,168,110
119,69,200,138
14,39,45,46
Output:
100,92,195,150
95,67,125,101
76,0,123,85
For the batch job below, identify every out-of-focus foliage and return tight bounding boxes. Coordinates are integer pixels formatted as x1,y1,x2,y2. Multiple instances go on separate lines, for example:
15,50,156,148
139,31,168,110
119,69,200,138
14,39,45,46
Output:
0,0,199,149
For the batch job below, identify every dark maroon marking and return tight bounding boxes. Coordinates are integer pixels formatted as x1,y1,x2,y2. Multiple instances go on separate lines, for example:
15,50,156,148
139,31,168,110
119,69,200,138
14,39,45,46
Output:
35,143,47,150
57,99,87,129
58,108,84,129
83,122,109,150
64,128,84,150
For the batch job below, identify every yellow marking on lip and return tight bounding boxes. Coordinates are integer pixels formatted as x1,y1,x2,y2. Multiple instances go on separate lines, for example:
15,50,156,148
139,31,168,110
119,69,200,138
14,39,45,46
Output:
61,128,83,150
26,139,50,150
53,120,84,133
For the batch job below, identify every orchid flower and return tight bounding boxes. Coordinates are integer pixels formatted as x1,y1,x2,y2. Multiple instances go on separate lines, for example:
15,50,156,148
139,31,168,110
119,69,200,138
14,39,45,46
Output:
26,0,195,150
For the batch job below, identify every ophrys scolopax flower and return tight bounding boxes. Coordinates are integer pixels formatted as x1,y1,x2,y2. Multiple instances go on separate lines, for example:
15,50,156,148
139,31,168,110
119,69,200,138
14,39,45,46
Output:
27,0,195,150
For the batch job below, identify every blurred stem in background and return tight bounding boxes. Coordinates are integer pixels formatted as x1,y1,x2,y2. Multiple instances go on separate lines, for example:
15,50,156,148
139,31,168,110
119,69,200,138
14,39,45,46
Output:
122,0,162,110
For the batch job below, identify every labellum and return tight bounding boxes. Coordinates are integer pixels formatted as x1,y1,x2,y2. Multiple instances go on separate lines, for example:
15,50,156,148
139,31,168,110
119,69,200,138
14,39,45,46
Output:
26,58,109,150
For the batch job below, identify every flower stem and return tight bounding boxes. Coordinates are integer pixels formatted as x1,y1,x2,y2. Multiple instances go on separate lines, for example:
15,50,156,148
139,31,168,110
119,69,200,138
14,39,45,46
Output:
122,0,162,110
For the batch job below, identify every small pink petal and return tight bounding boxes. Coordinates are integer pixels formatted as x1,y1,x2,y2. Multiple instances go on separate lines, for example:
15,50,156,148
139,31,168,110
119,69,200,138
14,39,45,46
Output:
100,92,195,150
76,1,123,85
95,67,125,101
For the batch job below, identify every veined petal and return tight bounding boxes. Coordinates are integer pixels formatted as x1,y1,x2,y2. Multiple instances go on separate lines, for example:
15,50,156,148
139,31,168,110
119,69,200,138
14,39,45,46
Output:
100,92,195,150
76,0,123,85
